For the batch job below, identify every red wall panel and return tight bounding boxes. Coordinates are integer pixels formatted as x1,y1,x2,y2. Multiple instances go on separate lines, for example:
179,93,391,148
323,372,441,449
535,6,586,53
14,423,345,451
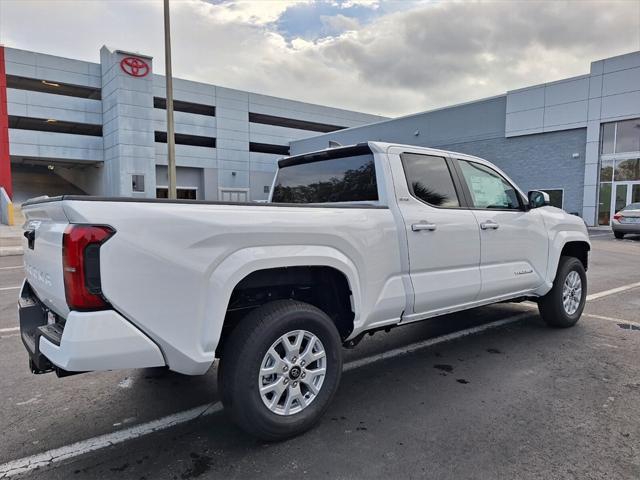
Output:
0,46,12,198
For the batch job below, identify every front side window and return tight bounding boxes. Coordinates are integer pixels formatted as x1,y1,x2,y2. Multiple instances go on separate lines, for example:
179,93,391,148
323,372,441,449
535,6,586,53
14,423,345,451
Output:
271,153,378,203
458,160,521,210
401,154,460,207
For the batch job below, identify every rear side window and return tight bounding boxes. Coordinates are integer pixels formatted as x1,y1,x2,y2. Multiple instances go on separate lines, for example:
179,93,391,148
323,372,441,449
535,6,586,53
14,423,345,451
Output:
272,154,378,203
400,154,460,208
458,160,520,209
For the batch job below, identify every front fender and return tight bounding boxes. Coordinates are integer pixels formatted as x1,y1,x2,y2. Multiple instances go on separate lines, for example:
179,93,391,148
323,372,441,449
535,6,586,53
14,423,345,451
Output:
544,230,591,290
201,245,362,358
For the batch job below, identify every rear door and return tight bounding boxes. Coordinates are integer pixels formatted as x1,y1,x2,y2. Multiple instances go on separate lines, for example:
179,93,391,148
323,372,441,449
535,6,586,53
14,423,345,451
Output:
390,151,481,318
21,201,70,317
453,159,548,300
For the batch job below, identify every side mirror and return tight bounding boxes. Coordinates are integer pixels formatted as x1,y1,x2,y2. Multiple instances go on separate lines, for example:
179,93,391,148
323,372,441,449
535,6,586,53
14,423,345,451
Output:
528,190,550,209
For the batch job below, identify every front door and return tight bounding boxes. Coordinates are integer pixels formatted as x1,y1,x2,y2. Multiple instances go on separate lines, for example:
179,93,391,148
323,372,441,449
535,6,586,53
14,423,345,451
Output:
392,152,481,318
612,182,640,218
454,159,548,301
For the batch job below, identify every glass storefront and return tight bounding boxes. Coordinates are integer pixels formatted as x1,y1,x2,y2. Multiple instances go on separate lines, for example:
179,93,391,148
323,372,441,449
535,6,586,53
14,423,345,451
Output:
598,118,640,225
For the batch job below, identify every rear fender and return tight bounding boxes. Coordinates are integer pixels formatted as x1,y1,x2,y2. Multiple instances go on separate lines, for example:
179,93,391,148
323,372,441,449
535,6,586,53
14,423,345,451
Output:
203,245,361,356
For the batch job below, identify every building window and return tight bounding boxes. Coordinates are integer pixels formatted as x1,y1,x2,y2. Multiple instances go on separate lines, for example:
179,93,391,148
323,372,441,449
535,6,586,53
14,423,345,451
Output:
6,75,101,100
601,118,640,155
248,112,345,133
613,158,640,181
153,97,215,117
156,187,197,200
264,185,270,194
601,123,616,154
154,131,216,148
600,159,613,182
249,142,290,156
616,119,640,154
8,116,102,136
538,189,564,209
132,175,145,193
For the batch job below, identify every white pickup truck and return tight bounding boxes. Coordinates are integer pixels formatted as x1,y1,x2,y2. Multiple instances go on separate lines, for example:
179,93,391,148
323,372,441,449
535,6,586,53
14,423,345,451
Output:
19,142,590,440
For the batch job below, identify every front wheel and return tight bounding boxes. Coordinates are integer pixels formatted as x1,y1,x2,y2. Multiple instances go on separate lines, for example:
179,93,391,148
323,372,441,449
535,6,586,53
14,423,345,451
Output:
538,256,587,328
218,300,343,441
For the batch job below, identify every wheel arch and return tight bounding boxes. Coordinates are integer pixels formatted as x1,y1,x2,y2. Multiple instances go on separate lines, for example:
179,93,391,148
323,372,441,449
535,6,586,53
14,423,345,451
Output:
546,234,591,284
203,245,361,357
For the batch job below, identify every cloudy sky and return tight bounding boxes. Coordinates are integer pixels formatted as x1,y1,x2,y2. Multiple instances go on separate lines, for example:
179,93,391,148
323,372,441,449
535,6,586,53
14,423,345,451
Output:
1,0,639,117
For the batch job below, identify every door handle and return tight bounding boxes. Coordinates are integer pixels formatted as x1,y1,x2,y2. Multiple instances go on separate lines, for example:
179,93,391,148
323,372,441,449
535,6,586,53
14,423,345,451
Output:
480,220,499,230
412,222,437,232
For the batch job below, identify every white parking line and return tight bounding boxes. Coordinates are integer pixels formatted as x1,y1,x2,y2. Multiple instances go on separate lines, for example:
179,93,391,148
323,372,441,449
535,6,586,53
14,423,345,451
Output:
0,266,23,271
0,327,19,333
2,280,639,477
0,311,533,478
586,281,640,301
0,403,223,478
0,286,21,292
585,313,640,328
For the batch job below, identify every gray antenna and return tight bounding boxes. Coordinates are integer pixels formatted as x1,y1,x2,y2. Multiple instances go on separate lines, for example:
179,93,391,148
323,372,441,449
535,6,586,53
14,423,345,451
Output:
328,140,342,148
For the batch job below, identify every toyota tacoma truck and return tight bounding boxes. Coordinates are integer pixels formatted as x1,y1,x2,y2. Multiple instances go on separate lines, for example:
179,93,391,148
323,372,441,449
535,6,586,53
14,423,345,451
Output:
18,142,590,440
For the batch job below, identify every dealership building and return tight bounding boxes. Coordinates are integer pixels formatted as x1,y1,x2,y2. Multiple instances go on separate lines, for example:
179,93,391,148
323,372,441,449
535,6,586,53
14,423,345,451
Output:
291,50,640,227
1,46,639,227
0,45,384,207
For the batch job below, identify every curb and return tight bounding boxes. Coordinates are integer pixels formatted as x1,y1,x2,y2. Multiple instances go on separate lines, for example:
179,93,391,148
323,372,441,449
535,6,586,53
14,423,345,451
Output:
0,247,23,257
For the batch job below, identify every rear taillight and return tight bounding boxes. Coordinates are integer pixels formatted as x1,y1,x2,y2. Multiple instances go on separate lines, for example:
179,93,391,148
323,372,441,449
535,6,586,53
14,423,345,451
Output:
62,225,114,310
613,213,622,221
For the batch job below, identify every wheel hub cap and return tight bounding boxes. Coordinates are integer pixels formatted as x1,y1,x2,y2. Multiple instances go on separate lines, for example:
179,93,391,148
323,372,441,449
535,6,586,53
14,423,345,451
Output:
258,330,327,416
562,270,582,316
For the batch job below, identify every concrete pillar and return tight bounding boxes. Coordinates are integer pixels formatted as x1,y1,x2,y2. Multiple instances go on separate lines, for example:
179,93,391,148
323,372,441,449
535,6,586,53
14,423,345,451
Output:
100,46,156,198
582,60,604,226
0,46,12,199
215,87,250,198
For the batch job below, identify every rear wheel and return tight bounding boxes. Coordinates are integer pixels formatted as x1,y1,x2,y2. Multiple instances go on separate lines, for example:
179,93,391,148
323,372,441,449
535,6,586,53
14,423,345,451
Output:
218,300,343,441
614,231,625,239
538,256,587,328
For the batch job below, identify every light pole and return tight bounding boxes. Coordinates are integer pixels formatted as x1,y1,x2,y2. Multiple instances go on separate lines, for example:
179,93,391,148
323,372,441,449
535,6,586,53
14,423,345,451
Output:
163,0,177,199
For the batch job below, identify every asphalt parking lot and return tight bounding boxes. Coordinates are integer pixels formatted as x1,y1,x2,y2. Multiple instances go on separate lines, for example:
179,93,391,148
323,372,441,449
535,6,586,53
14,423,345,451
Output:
1,231,639,479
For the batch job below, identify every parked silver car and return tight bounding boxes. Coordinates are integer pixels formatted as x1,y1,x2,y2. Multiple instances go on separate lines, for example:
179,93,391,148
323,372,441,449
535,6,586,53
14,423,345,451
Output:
612,202,640,239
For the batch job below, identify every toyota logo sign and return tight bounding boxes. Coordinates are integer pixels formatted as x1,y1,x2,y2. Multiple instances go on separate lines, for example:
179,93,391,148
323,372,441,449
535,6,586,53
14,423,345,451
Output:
120,57,150,77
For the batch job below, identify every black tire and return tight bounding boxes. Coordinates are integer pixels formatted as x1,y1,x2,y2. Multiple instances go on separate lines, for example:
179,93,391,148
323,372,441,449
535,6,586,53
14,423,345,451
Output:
218,300,343,441
614,231,625,239
538,256,587,328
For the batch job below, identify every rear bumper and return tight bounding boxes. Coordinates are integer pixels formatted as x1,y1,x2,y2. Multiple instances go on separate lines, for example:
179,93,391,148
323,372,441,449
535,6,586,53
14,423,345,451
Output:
612,221,640,234
19,281,165,374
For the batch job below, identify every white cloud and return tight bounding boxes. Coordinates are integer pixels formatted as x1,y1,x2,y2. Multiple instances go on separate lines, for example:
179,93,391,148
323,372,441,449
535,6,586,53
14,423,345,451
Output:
320,14,360,34
0,0,639,117
203,0,311,25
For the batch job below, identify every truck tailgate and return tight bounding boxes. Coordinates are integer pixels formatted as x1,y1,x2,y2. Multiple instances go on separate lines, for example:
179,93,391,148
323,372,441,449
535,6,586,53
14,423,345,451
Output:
22,200,70,318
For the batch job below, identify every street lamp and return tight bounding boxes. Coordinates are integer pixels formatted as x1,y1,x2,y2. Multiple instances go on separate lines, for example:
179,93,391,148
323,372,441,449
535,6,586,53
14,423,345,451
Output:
164,0,177,199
